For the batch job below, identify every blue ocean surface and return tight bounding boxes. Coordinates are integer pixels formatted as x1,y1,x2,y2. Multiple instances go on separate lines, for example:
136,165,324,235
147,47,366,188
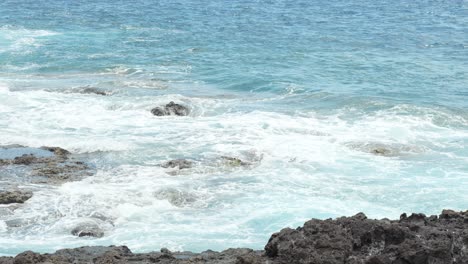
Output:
0,0,467,255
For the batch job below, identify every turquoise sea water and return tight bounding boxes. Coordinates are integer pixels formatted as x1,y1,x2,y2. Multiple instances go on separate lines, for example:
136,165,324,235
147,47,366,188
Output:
0,0,467,255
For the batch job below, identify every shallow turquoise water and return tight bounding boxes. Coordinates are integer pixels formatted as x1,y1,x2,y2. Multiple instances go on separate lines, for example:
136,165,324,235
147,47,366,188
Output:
0,0,467,255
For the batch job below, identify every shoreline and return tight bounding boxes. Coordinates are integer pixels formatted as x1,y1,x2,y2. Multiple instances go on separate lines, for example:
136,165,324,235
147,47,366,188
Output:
0,209,466,263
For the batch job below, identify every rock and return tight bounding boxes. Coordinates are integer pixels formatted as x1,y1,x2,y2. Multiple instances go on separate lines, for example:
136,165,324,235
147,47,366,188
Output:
1,209,467,263
440,209,459,219
12,154,37,165
150,107,166,116
39,146,70,158
0,146,93,185
151,101,190,116
154,188,197,207
55,246,131,263
71,223,104,238
31,161,92,183
80,87,108,96
220,156,251,167
12,251,45,264
371,148,392,156
161,159,193,170
264,210,468,264
345,142,425,157
0,190,33,204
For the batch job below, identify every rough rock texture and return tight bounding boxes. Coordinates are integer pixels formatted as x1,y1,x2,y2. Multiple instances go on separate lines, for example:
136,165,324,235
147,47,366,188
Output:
265,210,468,264
1,210,466,264
151,102,190,116
0,190,33,204
0,146,94,185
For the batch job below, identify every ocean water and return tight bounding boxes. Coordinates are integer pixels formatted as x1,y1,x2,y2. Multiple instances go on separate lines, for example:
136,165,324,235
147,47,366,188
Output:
0,0,467,256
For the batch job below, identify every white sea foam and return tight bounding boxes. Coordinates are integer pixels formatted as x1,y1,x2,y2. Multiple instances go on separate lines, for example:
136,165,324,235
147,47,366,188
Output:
0,26,58,54
1,85,467,255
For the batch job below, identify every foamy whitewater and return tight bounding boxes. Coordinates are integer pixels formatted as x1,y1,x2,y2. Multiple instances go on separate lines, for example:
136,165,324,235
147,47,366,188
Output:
1,0,467,256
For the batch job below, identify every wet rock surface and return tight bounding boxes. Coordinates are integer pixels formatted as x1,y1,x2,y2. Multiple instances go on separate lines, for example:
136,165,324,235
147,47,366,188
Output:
219,156,251,167
1,209,466,264
0,190,33,204
345,142,426,157
154,188,198,207
151,101,190,116
79,87,109,96
161,159,194,170
0,145,94,185
69,86,110,96
71,223,105,238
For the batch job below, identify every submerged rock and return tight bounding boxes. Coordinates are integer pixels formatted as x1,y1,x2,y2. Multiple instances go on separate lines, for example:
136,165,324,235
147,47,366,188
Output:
154,188,198,207
71,223,104,238
0,190,33,204
151,101,190,116
370,147,392,156
79,87,108,96
220,156,251,167
346,142,425,157
161,159,194,170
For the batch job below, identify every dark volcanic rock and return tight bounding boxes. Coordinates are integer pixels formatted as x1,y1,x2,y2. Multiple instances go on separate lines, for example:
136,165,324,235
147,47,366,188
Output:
151,101,190,116
12,251,45,264
0,190,33,204
265,210,468,264
0,210,467,264
0,146,94,185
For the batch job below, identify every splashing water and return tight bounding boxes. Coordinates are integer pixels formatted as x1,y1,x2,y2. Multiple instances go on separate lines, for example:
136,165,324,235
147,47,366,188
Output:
0,0,467,256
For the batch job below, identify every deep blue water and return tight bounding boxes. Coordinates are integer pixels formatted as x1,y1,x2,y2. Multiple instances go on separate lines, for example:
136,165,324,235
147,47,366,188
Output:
0,0,467,255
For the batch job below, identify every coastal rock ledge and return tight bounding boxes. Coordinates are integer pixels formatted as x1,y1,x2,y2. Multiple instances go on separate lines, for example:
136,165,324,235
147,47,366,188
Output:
0,210,467,264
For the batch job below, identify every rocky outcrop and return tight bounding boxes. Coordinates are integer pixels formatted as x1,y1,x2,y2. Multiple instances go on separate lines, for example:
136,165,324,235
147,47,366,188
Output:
265,210,468,264
151,101,190,116
0,146,94,185
0,210,466,264
0,190,33,204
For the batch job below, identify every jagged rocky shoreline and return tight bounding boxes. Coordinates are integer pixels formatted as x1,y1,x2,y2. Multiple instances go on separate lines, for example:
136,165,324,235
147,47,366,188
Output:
0,209,466,264
1,122,467,263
